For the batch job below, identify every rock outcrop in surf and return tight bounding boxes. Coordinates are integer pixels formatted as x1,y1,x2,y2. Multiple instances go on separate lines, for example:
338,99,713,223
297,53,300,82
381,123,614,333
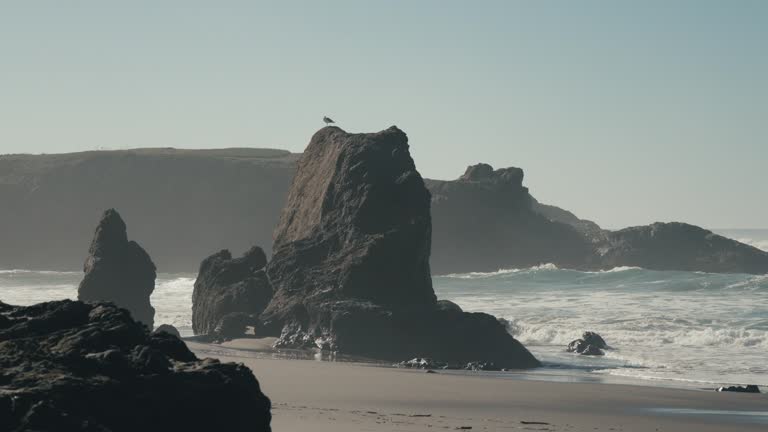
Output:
0,300,271,432
77,209,156,328
567,331,608,356
192,246,273,338
598,222,768,274
260,127,540,368
428,164,768,275
426,164,596,274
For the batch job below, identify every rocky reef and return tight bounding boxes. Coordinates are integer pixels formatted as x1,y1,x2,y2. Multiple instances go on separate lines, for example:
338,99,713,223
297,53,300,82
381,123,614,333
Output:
259,127,539,368
567,331,608,356
428,163,768,275
598,222,768,274
0,300,271,432
192,246,273,338
426,163,596,274
78,209,156,328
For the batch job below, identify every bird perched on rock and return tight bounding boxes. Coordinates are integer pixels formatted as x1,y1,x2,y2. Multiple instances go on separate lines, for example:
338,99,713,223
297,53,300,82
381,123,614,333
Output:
323,116,335,125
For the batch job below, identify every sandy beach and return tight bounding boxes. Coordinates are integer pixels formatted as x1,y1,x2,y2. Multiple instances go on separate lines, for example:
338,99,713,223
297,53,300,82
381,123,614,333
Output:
187,339,767,432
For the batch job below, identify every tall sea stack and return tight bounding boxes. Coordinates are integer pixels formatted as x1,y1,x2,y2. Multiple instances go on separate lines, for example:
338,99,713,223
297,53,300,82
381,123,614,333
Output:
261,126,539,368
78,209,157,328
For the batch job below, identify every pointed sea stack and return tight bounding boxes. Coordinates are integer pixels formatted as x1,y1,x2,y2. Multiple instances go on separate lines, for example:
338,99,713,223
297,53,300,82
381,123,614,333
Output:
261,126,540,368
78,209,157,328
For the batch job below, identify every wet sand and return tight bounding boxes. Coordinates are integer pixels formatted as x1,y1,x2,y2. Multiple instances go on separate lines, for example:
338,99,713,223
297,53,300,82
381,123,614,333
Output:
187,339,767,431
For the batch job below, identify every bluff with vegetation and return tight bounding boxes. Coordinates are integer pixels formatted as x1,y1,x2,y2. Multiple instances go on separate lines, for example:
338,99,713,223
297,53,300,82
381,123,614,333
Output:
2,147,767,275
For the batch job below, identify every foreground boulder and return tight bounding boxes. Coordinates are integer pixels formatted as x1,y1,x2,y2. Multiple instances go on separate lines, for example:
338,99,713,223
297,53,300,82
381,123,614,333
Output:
192,246,273,338
78,209,156,328
261,126,540,369
0,300,271,432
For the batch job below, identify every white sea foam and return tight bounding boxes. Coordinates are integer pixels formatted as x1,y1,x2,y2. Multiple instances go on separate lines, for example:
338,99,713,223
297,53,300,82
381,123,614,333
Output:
0,269,80,275
3,265,767,388
442,263,560,279
435,264,768,387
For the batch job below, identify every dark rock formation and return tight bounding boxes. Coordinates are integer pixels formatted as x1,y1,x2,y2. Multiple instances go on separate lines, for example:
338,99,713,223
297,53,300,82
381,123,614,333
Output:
192,246,272,337
426,164,597,274
261,127,540,369
153,324,181,338
213,312,253,342
717,385,761,393
531,199,606,243
582,331,607,349
567,332,608,356
0,300,271,432
599,222,768,274
3,149,767,275
78,209,156,328
429,164,768,275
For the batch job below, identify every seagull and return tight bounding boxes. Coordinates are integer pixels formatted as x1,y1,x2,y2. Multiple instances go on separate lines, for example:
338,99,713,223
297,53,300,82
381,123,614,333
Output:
323,116,335,126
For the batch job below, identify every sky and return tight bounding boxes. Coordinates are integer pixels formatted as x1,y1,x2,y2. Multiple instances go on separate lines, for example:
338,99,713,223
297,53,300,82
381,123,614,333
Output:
1,1,766,229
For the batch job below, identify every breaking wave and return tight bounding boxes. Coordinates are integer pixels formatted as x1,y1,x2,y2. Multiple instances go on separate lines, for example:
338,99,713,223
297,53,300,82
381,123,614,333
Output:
434,264,768,387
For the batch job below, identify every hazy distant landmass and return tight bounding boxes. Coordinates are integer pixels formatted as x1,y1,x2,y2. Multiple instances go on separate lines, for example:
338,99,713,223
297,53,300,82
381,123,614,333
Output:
1,148,767,274
0,148,298,271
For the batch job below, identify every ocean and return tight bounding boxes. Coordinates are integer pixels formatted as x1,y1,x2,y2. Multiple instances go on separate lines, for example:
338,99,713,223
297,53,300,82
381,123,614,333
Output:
2,229,766,389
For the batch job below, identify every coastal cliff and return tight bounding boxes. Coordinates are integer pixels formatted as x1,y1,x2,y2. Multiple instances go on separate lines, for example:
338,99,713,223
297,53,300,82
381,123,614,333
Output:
1,149,766,275
0,148,297,272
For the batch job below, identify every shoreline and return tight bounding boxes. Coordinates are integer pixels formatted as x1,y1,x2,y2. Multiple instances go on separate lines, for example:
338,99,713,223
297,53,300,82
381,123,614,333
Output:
187,339,767,432
187,337,765,392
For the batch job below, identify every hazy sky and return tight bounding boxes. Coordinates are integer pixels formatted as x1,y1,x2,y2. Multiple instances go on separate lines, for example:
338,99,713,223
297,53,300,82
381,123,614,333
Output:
1,1,766,229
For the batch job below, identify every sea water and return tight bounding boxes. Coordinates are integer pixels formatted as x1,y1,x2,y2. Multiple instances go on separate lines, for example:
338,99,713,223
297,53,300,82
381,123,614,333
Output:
2,229,766,389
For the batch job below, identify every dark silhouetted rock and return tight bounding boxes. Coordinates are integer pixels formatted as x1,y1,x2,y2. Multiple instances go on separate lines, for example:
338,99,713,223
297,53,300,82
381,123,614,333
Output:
567,332,607,356
0,300,271,432
153,323,181,338
5,150,768,276
426,164,597,274
599,222,768,274
78,209,156,328
436,300,463,313
579,345,605,356
192,246,272,337
261,127,540,369
213,312,253,342
717,385,761,393
582,331,607,349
